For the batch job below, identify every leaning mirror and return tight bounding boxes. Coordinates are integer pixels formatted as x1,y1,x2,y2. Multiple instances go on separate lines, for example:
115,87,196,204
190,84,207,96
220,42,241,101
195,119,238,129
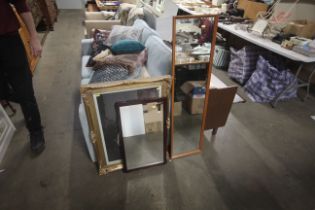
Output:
171,15,218,159
81,76,171,175
116,98,167,171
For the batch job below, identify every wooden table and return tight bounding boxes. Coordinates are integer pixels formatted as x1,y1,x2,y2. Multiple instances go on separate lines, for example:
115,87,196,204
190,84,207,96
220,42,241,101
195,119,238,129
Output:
218,23,315,106
175,3,315,106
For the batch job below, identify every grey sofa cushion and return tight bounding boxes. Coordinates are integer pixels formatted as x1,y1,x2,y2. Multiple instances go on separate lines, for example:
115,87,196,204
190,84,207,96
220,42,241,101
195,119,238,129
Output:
90,64,130,83
145,35,172,77
81,55,94,78
133,19,160,45
143,7,156,30
81,39,93,56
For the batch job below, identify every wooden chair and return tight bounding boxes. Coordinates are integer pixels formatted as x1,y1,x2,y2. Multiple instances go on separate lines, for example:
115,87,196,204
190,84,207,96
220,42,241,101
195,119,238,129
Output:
205,86,237,135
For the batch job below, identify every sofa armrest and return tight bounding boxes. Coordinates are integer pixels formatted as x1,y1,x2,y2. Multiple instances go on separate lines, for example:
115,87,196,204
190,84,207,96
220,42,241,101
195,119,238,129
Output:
84,20,121,38
145,35,172,77
81,38,93,56
78,103,96,162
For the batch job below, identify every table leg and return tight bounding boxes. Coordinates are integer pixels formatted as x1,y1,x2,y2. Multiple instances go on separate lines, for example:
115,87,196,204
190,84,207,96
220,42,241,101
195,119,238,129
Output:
304,67,315,100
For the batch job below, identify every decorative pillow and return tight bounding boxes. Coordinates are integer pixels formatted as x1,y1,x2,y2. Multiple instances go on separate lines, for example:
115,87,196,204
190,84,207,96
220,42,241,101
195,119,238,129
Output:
111,40,145,55
90,64,129,83
93,29,111,54
92,49,111,63
86,29,111,67
92,49,147,73
105,25,142,46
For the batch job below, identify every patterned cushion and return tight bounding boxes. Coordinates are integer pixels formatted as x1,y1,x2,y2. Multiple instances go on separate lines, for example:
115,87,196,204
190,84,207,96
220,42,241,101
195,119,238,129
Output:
111,40,145,55
90,64,130,83
90,63,143,83
86,29,111,67
93,29,111,53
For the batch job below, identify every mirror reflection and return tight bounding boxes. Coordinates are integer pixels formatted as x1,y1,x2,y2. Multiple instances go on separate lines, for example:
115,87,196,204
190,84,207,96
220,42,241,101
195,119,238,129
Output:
172,15,216,157
95,86,161,166
117,99,166,171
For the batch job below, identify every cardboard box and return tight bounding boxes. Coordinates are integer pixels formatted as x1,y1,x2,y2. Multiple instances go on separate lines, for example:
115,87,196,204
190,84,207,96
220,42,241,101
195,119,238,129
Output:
174,101,182,116
180,81,206,96
180,81,206,115
183,95,205,114
284,20,315,39
243,1,268,21
144,107,163,133
145,121,163,133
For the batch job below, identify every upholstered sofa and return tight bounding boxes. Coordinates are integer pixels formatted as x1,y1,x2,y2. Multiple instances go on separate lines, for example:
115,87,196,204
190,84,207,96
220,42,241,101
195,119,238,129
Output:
84,3,157,38
79,19,172,161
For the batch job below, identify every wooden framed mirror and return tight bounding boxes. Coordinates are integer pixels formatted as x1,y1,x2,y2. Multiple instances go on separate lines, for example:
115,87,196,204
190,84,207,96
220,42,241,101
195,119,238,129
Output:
81,76,171,175
116,98,167,172
170,15,218,159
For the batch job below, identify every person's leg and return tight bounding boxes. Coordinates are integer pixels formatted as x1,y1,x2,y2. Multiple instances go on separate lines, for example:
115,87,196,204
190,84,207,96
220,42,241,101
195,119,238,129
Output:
0,34,45,153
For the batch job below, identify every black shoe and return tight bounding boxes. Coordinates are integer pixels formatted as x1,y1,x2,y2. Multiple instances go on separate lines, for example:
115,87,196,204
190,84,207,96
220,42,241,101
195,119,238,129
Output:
30,130,45,154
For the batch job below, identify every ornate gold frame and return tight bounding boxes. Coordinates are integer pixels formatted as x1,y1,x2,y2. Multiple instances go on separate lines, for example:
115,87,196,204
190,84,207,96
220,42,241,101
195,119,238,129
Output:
81,76,171,175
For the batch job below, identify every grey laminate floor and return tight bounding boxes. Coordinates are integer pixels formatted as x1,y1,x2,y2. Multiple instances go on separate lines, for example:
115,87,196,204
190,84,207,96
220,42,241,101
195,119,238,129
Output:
1,9,315,210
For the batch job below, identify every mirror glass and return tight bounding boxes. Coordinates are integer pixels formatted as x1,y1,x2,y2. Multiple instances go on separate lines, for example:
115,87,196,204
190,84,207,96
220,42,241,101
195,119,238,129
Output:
116,99,167,171
94,86,161,166
172,15,216,157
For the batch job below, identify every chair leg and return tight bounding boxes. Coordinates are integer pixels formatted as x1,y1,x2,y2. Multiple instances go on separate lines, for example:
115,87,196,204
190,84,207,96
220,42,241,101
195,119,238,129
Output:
212,128,218,135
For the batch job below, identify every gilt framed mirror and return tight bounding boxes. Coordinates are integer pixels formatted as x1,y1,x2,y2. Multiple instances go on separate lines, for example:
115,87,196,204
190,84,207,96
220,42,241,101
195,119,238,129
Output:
170,15,218,159
81,76,171,175
116,98,167,172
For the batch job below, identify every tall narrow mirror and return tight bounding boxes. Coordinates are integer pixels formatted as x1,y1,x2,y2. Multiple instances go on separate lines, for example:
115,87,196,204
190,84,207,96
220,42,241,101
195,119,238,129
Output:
171,15,218,159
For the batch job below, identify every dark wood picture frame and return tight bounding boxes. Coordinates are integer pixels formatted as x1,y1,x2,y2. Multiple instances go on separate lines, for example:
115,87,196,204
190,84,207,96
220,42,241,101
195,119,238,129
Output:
115,97,168,172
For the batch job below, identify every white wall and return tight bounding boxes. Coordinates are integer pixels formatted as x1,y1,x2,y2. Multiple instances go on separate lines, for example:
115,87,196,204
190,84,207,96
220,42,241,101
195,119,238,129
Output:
56,0,84,9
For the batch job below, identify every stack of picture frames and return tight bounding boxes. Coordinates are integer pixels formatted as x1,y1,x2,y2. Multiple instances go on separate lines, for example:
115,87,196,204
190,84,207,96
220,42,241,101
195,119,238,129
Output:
81,77,171,175
81,14,224,175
